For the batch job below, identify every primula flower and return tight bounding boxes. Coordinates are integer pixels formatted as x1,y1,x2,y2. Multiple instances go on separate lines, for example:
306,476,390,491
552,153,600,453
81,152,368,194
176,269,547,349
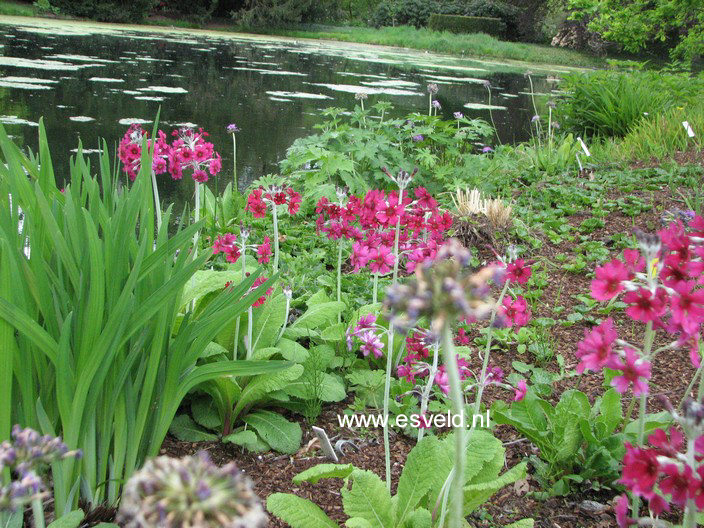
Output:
591,259,630,300
513,380,528,402
500,295,531,327
614,494,633,528
256,237,272,264
369,246,395,275
648,427,683,457
168,127,220,183
670,281,704,334
620,443,660,498
659,464,695,507
249,277,274,308
434,367,450,395
608,347,651,395
506,259,532,284
575,318,618,373
358,330,384,359
623,287,667,323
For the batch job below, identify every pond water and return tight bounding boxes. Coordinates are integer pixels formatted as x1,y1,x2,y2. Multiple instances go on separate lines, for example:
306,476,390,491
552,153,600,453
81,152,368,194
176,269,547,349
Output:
0,16,574,206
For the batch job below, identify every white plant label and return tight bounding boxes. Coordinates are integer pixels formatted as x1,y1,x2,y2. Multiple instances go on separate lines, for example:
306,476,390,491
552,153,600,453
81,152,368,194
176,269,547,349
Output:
577,137,591,157
312,426,339,462
683,121,695,138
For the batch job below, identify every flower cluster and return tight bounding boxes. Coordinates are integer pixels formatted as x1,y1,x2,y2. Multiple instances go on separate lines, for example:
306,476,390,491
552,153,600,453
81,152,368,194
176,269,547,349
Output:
615,398,704,526
499,295,531,327
213,228,271,266
118,125,221,183
117,451,267,528
118,124,171,181
223,276,274,308
246,186,301,218
578,217,704,396
0,425,81,513
316,186,451,275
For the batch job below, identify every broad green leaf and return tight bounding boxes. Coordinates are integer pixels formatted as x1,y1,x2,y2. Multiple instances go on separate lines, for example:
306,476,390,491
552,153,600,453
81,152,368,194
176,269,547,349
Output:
180,269,245,308
463,461,527,514
169,414,218,442
321,323,347,342
289,301,346,331
252,347,283,360
47,510,84,528
266,493,339,528
222,430,259,450
244,410,302,454
233,364,304,418
293,464,355,485
251,293,287,350
395,436,439,523
191,397,221,431
284,372,346,402
596,388,622,436
1,512,23,528
278,338,309,362
505,520,534,528
404,508,432,528
342,470,393,528
201,341,230,359
346,519,372,528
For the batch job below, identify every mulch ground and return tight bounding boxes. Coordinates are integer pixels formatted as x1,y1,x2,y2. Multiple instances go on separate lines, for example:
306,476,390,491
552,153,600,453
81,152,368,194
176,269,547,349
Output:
80,159,703,527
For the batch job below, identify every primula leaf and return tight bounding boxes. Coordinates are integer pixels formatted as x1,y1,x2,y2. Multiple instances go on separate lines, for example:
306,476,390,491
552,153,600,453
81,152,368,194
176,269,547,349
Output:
341,470,393,528
278,338,309,362
596,388,622,436
505,520,535,528
169,414,218,442
293,463,355,485
404,508,432,528
266,493,339,528
201,341,230,359
284,372,346,402
180,270,244,308
222,430,260,451
191,397,221,431
244,410,302,454
463,461,527,515
251,293,287,350
395,436,440,523
288,301,346,332
345,519,373,528
233,364,304,418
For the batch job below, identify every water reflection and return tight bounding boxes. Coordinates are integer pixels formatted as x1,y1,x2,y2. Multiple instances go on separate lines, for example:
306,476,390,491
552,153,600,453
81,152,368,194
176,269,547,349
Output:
0,18,566,207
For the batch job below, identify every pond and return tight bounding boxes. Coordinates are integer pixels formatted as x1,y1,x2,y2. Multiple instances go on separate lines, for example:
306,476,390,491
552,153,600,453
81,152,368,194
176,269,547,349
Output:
0,16,575,206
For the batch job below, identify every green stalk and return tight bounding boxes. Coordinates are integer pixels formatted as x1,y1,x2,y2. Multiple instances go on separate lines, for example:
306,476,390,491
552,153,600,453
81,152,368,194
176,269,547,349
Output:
684,437,697,527
383,187,405,489
32,499,45,528
272,203,280,274
486,85,501,146
631,320,654,518
473,280,509,416
417,341,440,442
246,306,253,360
442,322,465,528
373,273,379,304
277,293,291,344
337,242,343,324
428,94,432,117
234,248,246,360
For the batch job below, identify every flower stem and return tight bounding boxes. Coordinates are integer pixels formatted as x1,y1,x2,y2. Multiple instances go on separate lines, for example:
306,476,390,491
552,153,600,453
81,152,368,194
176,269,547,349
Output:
233,248,246,360
337,242,343,323
272,203,280,274
383,328,395,492
418,341,440,442
232,133,238,194
193,181,200,254
246,306,253,360
473,279,509,416
392,188,404,285
277,294,291,344
32,498,45,528
442,322,465,528
684,437,697,527
373,273,379,304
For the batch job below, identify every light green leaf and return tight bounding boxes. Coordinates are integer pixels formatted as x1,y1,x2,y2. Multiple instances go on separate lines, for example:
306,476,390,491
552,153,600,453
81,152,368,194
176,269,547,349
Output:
505,520,534,528
289,301,346,331
233,364,304,418
342,470,393,528
266,493,339,528
346,519,373,528
293,464,355,485
321,323,347,342
278,338,309,362
222,430,259,450
169,414,218,442
252,347,283,360
463,462,527,515
191,397,221,431
244,410,302,454
404,508,432,528
47,510,84,528
284,373,346,402
180,269,244,308
252,293,287,350
395,436,438,524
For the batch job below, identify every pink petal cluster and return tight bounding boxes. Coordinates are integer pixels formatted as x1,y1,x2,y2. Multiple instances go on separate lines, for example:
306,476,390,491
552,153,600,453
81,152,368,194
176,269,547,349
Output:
316,186,451,276
500,295,531,327
346,315,384,359
246,186,301,218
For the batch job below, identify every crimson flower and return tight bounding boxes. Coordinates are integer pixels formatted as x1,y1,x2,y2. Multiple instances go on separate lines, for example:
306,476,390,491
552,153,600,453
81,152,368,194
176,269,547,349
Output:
623,287,667,323
591,259,629,301
620,443,659,498
513,380,527,402
659,464,695,507
575,318,618,373
500,295,531,327
506,259,532,284
608,347,651,395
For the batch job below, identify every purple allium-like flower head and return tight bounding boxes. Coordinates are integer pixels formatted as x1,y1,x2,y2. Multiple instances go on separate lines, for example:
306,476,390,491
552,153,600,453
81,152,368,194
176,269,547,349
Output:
412,134,424,142
453,112,464,119
432,100,441,109
482,146,493,153
227,124,240,134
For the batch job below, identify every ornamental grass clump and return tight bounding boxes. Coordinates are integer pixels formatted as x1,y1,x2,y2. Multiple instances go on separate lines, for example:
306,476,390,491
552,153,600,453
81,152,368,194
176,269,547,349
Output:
117,451,267,528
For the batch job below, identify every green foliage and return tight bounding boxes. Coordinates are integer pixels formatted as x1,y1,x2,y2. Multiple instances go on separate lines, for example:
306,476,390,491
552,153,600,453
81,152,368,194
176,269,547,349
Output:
51,0,156,22
267,430,530,527
567,0,704,62
234,0,317,27
0,123,289,513
492,388,635,496
558,71,703,138
281,105,493,200
428,14,506,38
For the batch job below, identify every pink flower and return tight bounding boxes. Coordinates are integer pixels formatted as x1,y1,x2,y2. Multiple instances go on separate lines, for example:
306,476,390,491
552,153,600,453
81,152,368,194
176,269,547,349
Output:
608,347,651,395
591,259,629,301
506,259,532,285
250,276,273,308
648,427,683,457
192,169,208,183
614,494,633,527
414,187,437,210
287,191,301,215
368,245,394,275
358,330,383,359
256,237,272,264
659,464,695,507
376,195,404,226
246,189,268,218
513,380,527,402
620,443,659,498
575,318,618,373
500,295,531,327
670,281,704,334
623,287,667,323
435,367,449,395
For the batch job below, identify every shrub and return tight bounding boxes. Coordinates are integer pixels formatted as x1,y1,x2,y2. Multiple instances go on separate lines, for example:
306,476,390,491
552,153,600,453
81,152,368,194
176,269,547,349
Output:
51,0,156,22
370,0,439,28
428,14,506,37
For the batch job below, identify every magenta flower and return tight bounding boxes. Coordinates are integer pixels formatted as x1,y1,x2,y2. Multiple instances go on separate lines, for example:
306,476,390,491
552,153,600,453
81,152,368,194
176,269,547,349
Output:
623,287,667,323
513,380,528,402
614,494,632,528
500,295,531,327
659,464,695,507
670,281,704,334
506,259,532,284
608,347,651,395
358,330,384,359
256,237,272,264
591,259,630,301
620,443,660,498
368,246,395,275
575,318,618,373
434,367,450,395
